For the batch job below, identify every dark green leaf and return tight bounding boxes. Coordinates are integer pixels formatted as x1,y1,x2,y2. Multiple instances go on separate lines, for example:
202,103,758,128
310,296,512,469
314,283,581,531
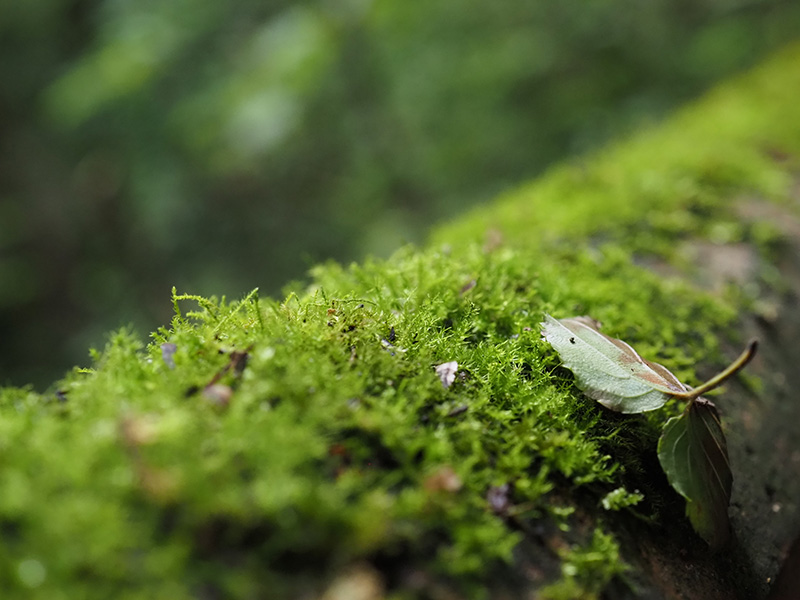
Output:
657,398,732,549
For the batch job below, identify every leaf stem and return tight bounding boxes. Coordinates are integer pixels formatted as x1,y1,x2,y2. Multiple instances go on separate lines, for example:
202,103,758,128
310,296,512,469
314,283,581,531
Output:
670,339,758,401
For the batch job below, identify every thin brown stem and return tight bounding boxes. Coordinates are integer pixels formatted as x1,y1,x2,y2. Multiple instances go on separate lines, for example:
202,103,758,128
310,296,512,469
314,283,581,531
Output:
669,339,758,401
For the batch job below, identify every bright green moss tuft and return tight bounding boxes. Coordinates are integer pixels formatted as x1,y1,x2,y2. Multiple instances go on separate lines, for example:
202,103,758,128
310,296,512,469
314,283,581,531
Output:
4,42,800,598
601,487,645,512
0,242,736,597
540,529,627,600
433,42,800,262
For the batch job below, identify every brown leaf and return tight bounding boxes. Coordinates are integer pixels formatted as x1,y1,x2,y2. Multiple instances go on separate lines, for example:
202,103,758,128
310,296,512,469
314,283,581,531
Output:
423,466,463,493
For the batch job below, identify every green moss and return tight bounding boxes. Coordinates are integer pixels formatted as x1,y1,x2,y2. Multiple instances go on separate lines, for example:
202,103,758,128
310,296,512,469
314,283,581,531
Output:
540,529,627,600
0,246,733,598
433,42,800,261
601,487,645,512
3,42,800,598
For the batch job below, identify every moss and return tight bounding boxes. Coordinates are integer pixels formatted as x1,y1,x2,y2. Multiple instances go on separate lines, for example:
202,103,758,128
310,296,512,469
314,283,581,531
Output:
433,42,800,262
3,42,800,599
0,247,733,598
540,529,627,600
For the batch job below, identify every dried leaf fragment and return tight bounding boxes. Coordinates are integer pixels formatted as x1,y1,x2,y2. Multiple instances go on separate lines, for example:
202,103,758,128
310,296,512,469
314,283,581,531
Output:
423,465,463,493
203,383,233,407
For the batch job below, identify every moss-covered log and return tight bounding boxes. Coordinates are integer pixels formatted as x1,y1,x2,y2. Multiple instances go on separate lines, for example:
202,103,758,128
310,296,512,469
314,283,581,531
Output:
3,43,800,600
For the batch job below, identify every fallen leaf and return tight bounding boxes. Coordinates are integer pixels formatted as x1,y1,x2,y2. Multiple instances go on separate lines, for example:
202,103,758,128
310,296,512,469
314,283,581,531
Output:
119,415,159,446
229,349,249,376
423,465,463,493
321,563,384,600
542,313,757,549
540,314,686,413
435,361,458,389
460,279,477,295
137,465,180,503
541,315,757,414
657,398,732,549
203,383,233,407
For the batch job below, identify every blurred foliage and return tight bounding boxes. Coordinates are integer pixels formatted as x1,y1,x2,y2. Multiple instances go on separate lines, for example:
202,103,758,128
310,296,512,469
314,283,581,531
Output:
1,0,799,388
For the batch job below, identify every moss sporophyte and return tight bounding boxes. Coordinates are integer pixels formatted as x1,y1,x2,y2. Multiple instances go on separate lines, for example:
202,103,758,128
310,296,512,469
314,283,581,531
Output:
541,314,758,549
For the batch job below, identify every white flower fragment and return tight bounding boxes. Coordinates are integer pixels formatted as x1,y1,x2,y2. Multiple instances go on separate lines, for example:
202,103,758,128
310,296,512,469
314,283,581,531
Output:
435,361,458,389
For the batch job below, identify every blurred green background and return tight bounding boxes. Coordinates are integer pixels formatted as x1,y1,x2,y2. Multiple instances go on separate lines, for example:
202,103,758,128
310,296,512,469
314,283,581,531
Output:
2,0,799,389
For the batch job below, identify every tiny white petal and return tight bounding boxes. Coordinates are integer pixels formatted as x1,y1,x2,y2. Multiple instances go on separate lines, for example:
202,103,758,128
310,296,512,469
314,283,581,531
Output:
435,361,458,389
